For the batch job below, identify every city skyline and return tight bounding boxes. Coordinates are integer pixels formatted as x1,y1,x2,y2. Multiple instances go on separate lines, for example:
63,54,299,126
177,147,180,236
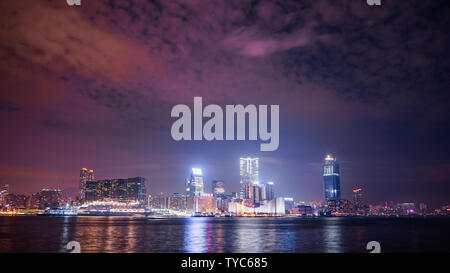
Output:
1,154,449,209
2,153,448,211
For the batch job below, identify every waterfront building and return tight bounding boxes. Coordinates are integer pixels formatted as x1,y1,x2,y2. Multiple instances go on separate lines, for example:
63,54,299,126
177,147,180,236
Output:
293,205,314,216
168,193,186,210
399,203,415,215
27,189,62,209
84,177,147,204
216,196,229,212
327,199,355,216
228,197,285,215
40,189,63,208
148,193,167,209
186,168,204,196
284,197,294,213
2,193,28,209
323,154,340,201
185,193,216,213
196,193,217,214
79,168,94,203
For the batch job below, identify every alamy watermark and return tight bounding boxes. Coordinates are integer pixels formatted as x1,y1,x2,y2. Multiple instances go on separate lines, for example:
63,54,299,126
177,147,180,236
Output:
366,241,381,253
170,97,279,152
66,241,81,253
366,0,381,6
66,0,81,6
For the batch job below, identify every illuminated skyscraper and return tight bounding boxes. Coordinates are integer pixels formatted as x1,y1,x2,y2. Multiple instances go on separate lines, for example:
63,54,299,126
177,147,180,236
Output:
79,168,94,203
39,189,63,209
261,181,274,201
239,157,259,200
212,180,225,197
323,154,340,201
353,188,363,208
253,182,261,204
84,177,147,204
186,168,204,196
284,197,294,213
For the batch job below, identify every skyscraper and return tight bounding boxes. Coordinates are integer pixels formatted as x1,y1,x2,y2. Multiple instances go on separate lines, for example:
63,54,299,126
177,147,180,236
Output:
212,180,225,197
39,189,63,209
239,157,259,200
253,182,261,204
79,168,94,203
261,181,274,201
323,154,340,201
186,168,204,196
353,188,363,208
83,177,147,204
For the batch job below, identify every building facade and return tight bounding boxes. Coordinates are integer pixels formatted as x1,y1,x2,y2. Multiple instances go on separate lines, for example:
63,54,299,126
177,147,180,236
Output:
27,189,62,209
239,157,259,200
186,168,204,196
79,168,94,203
169,193,186,210
212,180,225,197
353,188,363,208
0,184,8,207
323,154,340,201
261,181,274,201
84,177,147,204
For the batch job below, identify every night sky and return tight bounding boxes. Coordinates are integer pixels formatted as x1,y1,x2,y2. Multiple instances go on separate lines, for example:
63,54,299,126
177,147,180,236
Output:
1,0,450,207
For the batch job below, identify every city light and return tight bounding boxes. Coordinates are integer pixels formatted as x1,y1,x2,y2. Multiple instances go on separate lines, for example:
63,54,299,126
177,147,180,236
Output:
192,168,203,176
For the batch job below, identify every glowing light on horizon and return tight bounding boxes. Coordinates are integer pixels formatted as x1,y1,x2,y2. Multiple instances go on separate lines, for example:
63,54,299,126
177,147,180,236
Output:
192,168,202,176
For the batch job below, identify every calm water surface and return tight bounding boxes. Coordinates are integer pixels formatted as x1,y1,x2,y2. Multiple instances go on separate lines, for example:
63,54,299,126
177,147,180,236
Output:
0,216,449,253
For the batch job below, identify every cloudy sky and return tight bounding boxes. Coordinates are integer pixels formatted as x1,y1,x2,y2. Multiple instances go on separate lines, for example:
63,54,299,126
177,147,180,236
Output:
1,0,449,207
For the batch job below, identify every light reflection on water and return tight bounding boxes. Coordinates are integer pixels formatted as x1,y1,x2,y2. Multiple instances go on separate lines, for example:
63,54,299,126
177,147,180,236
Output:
184,218,208,253
0,216,449,253
322,217,343,253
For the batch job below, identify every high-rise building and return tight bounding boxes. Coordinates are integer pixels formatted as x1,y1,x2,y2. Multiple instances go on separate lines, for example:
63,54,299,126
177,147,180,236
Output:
83,177,147,204
353,188,363,208
239,157,259,200
253,182,261,204
284,197,294,213
39,189,63,209
261,181,274,201
0,184,9,206
186,168,204,196
126,177,147,203
27,189,62,209
212,180,225,197
323,154,340,201
79,168,94,203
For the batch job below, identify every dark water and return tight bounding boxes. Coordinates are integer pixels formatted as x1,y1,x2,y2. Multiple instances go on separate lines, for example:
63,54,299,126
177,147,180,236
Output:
0,216,449,253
